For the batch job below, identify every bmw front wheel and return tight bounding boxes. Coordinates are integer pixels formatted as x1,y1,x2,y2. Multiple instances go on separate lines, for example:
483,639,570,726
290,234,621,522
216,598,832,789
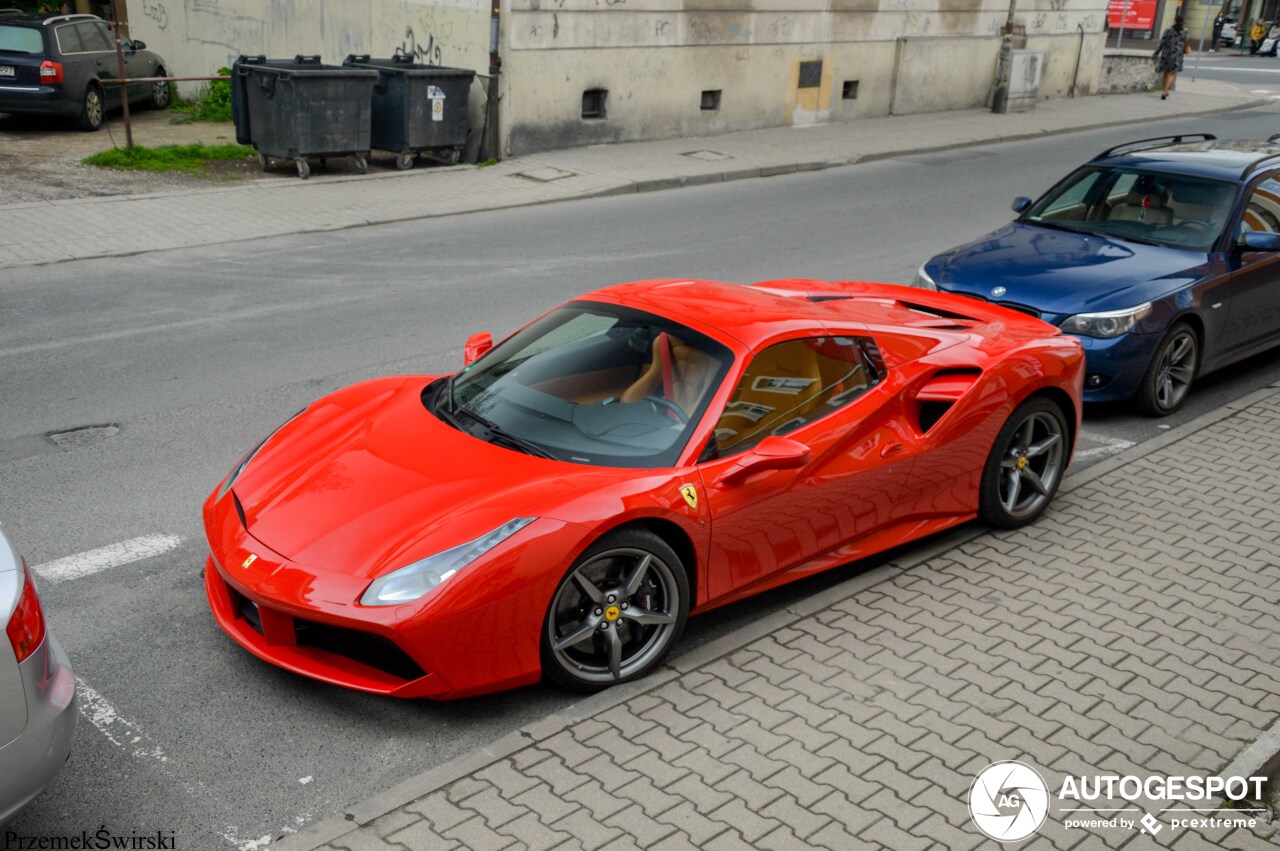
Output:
1136,322,1198,417
541,529,688,692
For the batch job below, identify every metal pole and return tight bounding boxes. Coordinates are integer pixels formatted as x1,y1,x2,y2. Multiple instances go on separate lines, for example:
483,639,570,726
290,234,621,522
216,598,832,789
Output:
111,3,132,151
1192,3,1213,78
1117,0,1132,48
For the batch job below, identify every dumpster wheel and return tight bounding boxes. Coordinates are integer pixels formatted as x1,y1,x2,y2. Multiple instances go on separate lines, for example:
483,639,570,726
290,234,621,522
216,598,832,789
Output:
396,152,415,171
259,153,270,172
296,159,311,180
355,155,369,175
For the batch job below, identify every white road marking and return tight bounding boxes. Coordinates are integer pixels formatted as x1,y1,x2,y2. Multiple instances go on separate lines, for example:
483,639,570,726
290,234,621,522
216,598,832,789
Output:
298,776,313,784
1252,88,1274,93
1210,65,1280,73
76,681,169,765
33,534,182,583
1075,436,1136,461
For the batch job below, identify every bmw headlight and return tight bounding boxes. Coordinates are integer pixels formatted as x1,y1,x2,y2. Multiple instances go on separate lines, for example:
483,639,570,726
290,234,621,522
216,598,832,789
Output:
1059,303,1152,339
915,263,938,291
360,518,536,606
216,408,306,501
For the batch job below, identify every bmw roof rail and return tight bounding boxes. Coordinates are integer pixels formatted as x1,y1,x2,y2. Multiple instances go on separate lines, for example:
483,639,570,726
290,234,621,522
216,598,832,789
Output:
40,13,99,25
0,8,25,13
1092,134,1217,160
1240,151,1280,179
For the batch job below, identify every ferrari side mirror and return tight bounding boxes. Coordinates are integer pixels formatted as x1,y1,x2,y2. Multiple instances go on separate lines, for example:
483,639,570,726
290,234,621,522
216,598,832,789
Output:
721,436,810,485
1012,196,1032,215
464,331,493,365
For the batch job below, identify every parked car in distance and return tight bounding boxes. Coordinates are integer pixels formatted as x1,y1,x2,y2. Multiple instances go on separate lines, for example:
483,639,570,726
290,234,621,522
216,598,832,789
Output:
0,11,169,131
917,134,1280,416
1220,19,1238,46
1,523,76,826
204,278,1082,699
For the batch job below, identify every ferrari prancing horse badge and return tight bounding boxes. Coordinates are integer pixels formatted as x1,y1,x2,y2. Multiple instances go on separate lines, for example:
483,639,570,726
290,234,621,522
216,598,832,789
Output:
679,484,698,510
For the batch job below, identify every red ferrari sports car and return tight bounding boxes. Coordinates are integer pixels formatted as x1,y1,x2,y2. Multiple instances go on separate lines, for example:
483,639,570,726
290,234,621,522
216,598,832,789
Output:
203,279,1084,699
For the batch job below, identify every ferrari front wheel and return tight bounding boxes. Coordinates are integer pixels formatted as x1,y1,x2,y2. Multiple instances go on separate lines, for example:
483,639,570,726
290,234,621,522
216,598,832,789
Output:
542,529,688,692
978,397,1068,529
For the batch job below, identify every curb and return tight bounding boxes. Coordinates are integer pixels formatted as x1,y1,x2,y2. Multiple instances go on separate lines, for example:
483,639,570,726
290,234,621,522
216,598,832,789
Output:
273,382,1280,850
5,95,1268,272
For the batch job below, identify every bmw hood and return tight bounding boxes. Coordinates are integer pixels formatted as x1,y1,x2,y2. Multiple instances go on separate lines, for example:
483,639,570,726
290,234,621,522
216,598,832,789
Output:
930,222,1211,315
224,376,608,580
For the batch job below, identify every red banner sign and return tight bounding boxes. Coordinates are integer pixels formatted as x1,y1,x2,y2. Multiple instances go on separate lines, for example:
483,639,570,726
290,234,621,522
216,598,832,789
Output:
1107,0,1158,30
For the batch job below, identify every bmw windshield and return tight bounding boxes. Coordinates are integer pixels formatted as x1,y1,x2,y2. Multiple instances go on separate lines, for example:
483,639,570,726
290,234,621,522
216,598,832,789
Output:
440,302,733,468
1022,166,1237,251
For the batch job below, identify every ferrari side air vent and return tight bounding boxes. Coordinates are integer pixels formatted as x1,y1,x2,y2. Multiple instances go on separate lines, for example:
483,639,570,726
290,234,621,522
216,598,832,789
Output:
914,368,982,433
806,294,852,303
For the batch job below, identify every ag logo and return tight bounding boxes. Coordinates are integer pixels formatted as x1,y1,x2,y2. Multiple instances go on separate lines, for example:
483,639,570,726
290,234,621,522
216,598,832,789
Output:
991,285,1008,298
968,760,1049,842
679,484,698,510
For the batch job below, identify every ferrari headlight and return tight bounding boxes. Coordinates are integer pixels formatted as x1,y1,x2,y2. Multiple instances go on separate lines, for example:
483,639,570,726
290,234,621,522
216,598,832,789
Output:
915,263,938,291
360,517,536,607
216,408,306,501
1059,303,1152,339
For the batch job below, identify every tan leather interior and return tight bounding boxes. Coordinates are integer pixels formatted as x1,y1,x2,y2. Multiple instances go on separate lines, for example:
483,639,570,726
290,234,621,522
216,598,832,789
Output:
620,335,719,414
1109,186,1173,225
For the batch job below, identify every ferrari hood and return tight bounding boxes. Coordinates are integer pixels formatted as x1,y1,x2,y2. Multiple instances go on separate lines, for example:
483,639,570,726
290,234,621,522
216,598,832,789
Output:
932,222,1210,315
228,376,600,580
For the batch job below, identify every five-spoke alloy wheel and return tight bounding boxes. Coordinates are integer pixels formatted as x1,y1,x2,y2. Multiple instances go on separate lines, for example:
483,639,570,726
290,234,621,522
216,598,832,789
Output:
542,529,688,691
979,397,1069,528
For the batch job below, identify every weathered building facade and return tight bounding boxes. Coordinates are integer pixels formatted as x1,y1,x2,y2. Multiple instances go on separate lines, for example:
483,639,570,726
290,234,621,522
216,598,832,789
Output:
116,0,1108,159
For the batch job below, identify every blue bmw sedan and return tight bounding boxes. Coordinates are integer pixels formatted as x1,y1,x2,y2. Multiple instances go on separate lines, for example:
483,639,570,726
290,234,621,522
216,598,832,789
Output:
917,135,1280,415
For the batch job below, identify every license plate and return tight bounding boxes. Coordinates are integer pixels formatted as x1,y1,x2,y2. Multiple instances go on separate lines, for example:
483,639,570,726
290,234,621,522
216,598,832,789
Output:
0,66,14,78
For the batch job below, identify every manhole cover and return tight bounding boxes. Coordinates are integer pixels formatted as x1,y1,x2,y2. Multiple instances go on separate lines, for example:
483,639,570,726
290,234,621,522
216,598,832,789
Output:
47,423,120,450
512,166,576,182
682,150,733,161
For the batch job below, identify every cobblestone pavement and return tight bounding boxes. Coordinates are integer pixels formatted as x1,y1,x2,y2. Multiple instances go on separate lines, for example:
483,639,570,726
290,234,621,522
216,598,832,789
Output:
275,385,1280,851
0,79,1261,270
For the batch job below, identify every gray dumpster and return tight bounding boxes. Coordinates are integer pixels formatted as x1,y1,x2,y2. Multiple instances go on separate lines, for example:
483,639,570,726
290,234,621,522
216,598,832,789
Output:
233,55,378,179
343,54,475,169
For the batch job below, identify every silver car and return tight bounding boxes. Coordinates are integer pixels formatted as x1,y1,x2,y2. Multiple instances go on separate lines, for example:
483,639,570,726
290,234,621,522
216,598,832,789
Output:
0,524,76,825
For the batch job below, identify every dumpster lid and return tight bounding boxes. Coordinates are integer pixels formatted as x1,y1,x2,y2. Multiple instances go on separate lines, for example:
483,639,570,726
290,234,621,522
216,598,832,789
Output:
343,53,476,77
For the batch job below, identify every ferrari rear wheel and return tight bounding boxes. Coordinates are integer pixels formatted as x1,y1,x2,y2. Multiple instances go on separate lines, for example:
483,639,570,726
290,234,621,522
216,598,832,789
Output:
542,529,688,692
978,397,1068,529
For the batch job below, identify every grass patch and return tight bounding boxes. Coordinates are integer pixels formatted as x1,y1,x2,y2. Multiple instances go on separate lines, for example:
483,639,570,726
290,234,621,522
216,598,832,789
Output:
170,68,232,123
83,143,255,174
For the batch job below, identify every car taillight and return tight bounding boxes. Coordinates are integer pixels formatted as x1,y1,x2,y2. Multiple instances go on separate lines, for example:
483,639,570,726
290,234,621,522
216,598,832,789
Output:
39,60,63,84
6,560,46,664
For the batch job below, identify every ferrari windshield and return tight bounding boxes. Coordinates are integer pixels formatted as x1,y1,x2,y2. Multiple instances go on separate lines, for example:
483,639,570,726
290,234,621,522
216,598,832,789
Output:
1022,166,1237,251
444,301,733,468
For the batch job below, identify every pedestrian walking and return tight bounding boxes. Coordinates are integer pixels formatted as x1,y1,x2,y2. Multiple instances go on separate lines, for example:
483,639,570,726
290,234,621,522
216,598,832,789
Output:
1211,12,1224,51
1251,18,1266,52
1154,15,1191,99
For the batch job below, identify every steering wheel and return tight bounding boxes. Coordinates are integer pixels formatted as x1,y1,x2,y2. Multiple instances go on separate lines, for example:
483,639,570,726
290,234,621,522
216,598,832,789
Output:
645,395,688,424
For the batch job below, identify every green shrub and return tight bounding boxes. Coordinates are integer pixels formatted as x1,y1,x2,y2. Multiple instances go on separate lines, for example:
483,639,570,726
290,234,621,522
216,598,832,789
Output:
171,68,233,122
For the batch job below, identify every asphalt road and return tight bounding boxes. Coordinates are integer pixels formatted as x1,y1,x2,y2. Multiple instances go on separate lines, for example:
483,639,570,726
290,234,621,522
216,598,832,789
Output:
4,105,1280,848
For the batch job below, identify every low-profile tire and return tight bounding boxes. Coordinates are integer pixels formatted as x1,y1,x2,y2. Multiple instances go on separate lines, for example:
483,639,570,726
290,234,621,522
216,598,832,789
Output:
148,70,171,109
978,396,1069,529
1135,322,1198,417
541,528,689,693
75,85,104,132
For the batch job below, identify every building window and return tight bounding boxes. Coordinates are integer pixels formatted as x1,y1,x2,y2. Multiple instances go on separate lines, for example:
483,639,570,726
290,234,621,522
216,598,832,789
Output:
582,89,608,120
798,60,823,89
842,80,859,100
701,89,722,111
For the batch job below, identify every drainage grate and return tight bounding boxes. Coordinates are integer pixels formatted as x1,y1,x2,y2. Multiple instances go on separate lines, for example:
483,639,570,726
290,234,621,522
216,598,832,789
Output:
512,166,577,182
682,150,733,161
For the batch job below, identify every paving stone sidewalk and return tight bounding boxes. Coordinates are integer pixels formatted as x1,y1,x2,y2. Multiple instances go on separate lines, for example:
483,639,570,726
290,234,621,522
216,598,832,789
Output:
275,381,1280,851
0,79,1264,271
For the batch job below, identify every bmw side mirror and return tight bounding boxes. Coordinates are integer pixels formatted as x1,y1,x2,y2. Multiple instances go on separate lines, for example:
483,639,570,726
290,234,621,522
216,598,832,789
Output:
1240,231,1280,251
721,436,810,485
132,39,146,50
1011,197,1032,215
464,331,493,365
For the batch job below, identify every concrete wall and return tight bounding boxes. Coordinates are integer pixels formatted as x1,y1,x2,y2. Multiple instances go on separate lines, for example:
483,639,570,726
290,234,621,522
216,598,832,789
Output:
1096,47,1158,91
123,0,491,102
500,0,1110,156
